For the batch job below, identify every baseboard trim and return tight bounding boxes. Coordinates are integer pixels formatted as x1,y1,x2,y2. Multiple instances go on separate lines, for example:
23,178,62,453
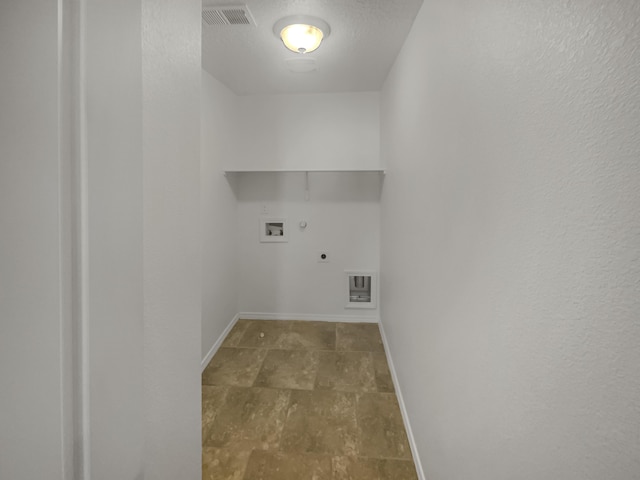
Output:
201,313,240,372
378,320,426,480
238,312,379,323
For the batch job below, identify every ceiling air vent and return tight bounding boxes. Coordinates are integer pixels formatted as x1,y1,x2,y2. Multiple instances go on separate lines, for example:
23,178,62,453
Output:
202,5,256,26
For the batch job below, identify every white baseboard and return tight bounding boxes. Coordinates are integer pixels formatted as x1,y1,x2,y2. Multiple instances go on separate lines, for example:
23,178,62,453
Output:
378,320,426,480
238,312,379,324
201,313,240,372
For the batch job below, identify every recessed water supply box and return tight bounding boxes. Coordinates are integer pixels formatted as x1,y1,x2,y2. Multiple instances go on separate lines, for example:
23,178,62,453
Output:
345,271,377,309
259,217,288,242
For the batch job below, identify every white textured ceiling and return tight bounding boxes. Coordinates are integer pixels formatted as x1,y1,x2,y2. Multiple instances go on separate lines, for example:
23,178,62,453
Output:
202,0,423,95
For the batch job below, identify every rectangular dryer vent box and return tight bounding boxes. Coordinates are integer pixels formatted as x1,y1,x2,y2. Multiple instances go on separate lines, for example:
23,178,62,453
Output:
345,270,377,309
260,217,288,243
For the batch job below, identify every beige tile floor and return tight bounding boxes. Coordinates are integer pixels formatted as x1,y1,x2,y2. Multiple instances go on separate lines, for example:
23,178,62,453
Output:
202,319,418,480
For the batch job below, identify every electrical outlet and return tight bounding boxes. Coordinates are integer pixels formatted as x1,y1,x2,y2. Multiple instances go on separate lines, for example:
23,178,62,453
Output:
261,204,269,215
318,252,329,263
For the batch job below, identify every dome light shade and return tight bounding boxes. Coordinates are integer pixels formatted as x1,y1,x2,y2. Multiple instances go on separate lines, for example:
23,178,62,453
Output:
280,24,323,53
274,16,330,54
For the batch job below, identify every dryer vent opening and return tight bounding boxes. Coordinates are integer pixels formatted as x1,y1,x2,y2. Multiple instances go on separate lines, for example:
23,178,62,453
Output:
345,271,377,309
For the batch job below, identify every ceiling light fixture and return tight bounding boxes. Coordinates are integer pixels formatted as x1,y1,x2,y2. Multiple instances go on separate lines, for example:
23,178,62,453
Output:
273,15,331,54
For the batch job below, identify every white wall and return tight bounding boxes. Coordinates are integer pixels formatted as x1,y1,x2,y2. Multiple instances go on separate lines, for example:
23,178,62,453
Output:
142,0,202,478
380,1,640,480
2,1,202,478
232,92,381,171
201,71,239,359
0,1,71,478
83,0,145,477
69,0,203,477
223,90,382,321
236,171,381,320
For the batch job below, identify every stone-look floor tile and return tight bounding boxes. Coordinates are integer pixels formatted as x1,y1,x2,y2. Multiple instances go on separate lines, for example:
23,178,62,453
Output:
206,386,290,450
372,353,395,393
315,351,376,393
332,456,380,480
202,348,267,387
236,320,291,348
222,319,252,347
202,447,250,480
202,321,419,480
356,393,412,459
202,386,228,443
277,321,336,350
254,349,320,390
243,450,333,480
281,390,358,456
336,323,384,352
379,459,418,480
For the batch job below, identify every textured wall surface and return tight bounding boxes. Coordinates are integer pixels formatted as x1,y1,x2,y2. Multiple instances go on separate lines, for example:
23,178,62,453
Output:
83,0,145,477
0,1,68,478
236,172,381,319
380,1,640,479
234,92,381,171
201,71,240,360
142,0,202,478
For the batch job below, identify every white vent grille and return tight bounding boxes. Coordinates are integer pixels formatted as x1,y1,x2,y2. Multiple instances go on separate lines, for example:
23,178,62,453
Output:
202,5,256,26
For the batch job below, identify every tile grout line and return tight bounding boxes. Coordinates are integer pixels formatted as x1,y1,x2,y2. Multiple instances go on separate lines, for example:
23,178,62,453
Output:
354,391,362,458
275,388,293,457
369,351,378,393
218,345,385,353
203,320,419,478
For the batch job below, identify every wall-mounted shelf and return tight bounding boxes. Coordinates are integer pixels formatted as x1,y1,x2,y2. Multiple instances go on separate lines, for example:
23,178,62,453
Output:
225,168,385,202
223,168,386,176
